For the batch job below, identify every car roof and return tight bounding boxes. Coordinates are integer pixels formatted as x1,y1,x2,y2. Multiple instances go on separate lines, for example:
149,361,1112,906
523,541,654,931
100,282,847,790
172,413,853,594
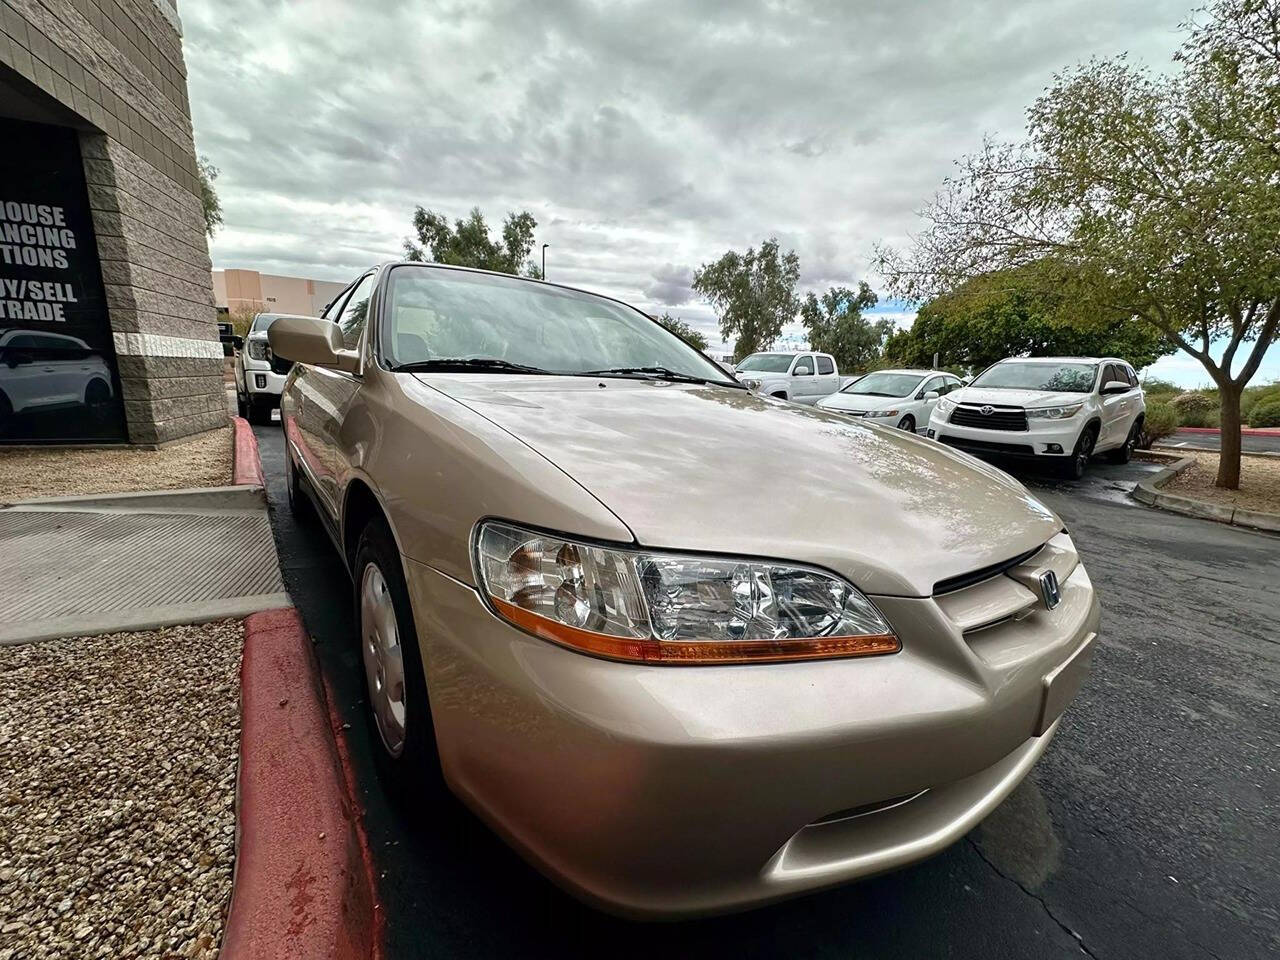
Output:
869,368,951,377
996,356,1119,364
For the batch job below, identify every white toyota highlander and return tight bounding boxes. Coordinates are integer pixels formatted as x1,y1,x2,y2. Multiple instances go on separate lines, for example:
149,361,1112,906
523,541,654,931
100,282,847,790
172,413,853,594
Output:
927,357,1145,478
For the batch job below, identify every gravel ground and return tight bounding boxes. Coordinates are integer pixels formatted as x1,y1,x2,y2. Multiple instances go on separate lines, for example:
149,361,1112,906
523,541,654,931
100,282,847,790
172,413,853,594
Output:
0,426,232,502
1163,449,1280,513
0,621,243,959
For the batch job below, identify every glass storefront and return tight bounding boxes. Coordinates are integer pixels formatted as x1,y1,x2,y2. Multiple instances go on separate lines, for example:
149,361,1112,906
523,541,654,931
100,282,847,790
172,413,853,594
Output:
0,117,126,443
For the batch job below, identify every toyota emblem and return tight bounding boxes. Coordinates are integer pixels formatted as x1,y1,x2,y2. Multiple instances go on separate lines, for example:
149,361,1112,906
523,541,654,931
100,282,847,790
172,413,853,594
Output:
980,405,994,415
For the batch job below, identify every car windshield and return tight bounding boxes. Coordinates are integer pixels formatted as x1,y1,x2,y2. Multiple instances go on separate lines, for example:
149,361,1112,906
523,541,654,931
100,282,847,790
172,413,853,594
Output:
840,372,925,397
736,353,795,373
250,314,277,334
971,361,1098,393
382,266,737,383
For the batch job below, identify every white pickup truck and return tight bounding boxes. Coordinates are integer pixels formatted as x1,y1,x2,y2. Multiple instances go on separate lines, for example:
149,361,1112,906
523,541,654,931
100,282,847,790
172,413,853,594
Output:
734,351,849,404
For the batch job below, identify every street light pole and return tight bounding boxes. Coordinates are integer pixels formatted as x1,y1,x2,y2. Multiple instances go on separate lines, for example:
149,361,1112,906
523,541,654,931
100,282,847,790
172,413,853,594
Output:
541,243,549,280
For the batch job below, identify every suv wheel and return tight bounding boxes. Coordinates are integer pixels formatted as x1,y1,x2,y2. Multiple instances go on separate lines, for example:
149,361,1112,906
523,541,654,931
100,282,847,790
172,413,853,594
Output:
354,519,439,794
247,400,273,425
1062,425,1097,480
236,389,248,419
284,443,314,523
1110,419,1140,464
897,414,916,433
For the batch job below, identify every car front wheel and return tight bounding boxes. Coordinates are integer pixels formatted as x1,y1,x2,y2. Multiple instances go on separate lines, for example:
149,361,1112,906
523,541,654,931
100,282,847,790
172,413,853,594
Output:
354,518,439,794
897,414,916,433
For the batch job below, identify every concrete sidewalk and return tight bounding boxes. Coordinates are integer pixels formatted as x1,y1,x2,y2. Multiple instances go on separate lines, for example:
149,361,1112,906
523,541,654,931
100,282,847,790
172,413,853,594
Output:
0,485,287,645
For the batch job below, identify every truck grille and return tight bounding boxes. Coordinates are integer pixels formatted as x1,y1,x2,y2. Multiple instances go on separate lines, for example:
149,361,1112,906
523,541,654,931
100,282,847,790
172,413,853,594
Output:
949,404,1028,431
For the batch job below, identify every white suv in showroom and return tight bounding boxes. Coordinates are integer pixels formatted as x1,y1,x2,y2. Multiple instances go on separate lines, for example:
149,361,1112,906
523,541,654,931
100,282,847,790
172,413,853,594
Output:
234,313,293,424
927,357,1145,478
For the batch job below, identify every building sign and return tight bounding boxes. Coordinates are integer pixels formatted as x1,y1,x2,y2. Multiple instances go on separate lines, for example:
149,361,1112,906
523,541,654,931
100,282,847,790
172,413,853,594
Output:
0,117,126,443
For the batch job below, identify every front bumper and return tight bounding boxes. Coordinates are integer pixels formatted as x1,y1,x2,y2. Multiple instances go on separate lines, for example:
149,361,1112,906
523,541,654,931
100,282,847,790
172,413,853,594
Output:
929,411,1085,458
403,551,1100,918
242,365,288,400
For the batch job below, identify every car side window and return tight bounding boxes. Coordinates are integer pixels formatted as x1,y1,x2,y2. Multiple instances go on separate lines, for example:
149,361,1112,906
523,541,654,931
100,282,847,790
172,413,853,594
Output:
793,355,814,376
337,273,376,351
321,284,355,323
942,377,962,395
1127,366,1139,387
816,355,834,376
1103,364,1124,391
920,376,944,397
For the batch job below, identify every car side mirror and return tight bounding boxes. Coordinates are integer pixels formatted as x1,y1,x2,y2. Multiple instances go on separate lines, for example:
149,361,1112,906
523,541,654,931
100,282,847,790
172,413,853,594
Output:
793,366,812,377
921,390,940,401
268,315,360,373
1101,380,1130,395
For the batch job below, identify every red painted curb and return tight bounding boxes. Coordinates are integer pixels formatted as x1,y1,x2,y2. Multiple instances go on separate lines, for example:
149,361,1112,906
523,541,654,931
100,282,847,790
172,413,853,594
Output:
233,416,266,487
222,608,379,960
1177,426,1280,436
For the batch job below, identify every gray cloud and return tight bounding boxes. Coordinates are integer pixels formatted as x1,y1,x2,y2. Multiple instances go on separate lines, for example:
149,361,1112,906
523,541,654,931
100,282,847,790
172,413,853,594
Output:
185,0,1193,350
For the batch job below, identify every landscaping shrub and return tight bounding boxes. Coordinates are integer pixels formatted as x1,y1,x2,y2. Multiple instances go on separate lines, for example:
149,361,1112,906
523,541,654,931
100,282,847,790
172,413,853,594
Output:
1242,382,1280,419
1177,406,1221,428
1171,391,1216,414
1137,402,1179,448
1140,376,1180,397
1248,399,1280,428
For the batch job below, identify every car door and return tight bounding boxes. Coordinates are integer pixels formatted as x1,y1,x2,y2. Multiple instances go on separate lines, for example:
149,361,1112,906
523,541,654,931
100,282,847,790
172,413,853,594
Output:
1097,363,1131,449
289,274,366,520
814,354,839,398
790,354,816,402
911,375,946,426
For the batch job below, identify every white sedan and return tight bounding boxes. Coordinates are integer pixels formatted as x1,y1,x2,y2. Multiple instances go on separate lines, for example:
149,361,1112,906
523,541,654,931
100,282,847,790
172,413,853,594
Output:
816,369,964,433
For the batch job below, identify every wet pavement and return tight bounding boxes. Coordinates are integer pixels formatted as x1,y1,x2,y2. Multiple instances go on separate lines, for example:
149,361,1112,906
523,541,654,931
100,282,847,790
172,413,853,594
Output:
254,422,1279,960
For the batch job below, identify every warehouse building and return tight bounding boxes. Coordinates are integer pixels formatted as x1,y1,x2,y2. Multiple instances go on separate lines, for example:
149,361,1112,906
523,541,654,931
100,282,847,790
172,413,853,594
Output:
0,0,223,444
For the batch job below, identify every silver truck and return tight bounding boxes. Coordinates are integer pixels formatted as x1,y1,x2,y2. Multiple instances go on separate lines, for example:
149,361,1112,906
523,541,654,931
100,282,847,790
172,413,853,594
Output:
735,351,846,404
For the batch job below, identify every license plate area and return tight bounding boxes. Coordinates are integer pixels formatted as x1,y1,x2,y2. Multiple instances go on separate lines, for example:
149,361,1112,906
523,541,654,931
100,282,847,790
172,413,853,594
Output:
1037,632,1097,735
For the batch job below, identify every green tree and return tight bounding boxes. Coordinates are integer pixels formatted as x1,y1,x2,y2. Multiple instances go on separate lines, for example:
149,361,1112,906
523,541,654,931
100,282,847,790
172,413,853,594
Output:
876,0,1280,489
693,238,800,362
800,282,890,372
883,267,1172,373
404,206,543,278
198,157,222,239
654,313,709,352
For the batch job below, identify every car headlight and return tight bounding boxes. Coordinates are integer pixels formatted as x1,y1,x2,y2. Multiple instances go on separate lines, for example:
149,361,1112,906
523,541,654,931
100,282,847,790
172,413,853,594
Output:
865,408,900,418
936,397,956,415
1026,403,1083,420
247,338,269,361
741,378,761,391
475,521,899,664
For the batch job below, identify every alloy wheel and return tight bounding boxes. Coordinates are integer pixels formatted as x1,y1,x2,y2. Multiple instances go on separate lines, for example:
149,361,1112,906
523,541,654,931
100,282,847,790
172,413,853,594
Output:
360,563,407,758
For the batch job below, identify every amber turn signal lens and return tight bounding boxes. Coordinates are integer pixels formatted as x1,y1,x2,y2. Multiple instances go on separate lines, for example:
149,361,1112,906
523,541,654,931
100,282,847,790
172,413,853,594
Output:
492,598,900,665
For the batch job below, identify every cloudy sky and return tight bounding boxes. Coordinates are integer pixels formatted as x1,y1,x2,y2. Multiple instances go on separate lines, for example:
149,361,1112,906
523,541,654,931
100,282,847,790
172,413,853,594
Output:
183,0,1272,385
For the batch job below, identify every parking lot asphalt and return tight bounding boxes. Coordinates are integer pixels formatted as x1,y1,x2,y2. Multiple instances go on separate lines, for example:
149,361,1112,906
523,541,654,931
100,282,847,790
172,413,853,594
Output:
254,422,1279,960
1163,430,1280,454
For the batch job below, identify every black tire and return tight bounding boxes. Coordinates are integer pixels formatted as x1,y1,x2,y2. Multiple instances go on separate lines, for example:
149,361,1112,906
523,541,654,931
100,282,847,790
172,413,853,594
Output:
236,389,248,419
247,399,273,425
353,518,440,798
1109,419,1140,463
897,414,916,433
84,379,113,424
1062,425,1098,479
0,390,12,436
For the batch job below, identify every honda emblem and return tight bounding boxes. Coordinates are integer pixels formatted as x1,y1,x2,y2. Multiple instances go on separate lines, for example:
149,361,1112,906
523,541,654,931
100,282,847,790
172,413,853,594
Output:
1038,570,1061,610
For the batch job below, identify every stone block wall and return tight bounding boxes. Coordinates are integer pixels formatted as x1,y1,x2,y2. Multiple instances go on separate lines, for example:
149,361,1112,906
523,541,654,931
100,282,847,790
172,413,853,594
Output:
1,0,226,443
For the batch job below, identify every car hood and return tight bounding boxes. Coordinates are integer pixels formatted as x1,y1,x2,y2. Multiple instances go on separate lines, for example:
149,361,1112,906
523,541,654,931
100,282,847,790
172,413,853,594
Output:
818,392,907,412
953,386,1087,409
415,375,1062,597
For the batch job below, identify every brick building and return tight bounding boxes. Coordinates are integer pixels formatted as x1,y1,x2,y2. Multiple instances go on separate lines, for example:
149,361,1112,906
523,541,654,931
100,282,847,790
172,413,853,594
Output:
0,0,223,444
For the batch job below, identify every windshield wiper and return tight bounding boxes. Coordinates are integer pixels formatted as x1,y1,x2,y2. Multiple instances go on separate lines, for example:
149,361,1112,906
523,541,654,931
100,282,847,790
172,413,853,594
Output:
579,366,742,387
391,358,553,375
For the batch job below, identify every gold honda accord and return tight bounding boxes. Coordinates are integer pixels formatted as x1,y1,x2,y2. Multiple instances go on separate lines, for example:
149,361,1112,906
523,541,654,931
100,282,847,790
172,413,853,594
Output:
269,261,1100,919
